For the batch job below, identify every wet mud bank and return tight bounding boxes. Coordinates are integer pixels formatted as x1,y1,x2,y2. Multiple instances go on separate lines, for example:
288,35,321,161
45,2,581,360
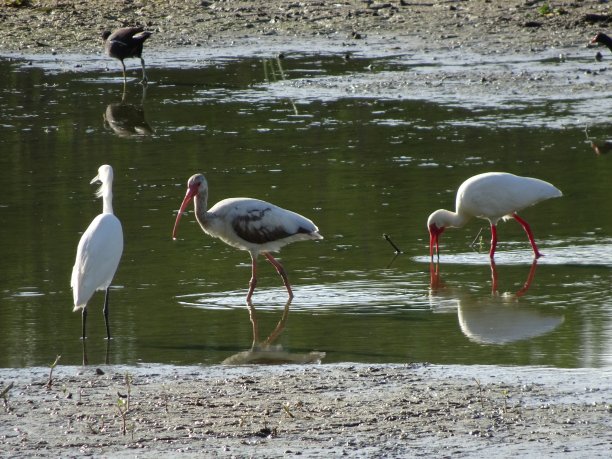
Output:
1,364,611,457
1,0,610,56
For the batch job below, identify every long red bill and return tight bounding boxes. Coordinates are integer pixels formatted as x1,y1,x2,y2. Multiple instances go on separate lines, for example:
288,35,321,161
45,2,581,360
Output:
428,224,443,259
172,191,194,240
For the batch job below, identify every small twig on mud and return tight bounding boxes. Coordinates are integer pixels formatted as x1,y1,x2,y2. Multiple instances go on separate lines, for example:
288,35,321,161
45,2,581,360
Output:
502,389,509,413
282,403,295,418
116,372,134,436
383,233,403,254
1,382,14,412
474,378,485,411
117,399,128,435
124,372,133,412
161,390,169,413
87,422,99,435
46,355,61,389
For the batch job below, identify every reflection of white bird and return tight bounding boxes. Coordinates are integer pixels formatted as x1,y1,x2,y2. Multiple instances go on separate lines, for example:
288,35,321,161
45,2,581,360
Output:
71,165,123,339
458,301,564,345
172,174,323,302
427,172,562,260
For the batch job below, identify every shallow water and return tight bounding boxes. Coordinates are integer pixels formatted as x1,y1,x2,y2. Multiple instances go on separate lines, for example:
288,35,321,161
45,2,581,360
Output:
0,45,611,368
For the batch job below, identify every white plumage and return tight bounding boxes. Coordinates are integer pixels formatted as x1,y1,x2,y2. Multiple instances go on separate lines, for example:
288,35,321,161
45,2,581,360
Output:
172,174,322,302
71,165,123,339
427,172,562,259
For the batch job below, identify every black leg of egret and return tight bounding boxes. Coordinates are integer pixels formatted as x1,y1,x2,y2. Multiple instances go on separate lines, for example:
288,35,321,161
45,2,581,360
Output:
81,306,88,340
103,288,111,340
82,340,88,366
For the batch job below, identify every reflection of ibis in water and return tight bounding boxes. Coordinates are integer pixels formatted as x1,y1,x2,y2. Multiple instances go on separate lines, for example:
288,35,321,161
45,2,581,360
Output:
172,174,323,303
222,300,325,365
103,86,153,138
429,261,564,345
427,172,562,260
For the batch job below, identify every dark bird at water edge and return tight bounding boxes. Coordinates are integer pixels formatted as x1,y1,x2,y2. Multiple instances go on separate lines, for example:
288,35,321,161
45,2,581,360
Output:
102,27,152,84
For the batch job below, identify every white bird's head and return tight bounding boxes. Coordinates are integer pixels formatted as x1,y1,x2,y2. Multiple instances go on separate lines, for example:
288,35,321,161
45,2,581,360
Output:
427,209,450,260
91,164,114,197
172,173,208,240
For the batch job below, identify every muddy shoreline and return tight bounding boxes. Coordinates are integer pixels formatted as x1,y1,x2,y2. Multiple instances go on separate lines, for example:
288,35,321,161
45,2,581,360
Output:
1,364,611,457
1,0,610,56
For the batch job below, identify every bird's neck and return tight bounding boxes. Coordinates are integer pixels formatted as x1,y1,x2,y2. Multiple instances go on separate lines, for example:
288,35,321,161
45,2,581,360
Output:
102,191,114,214
440,209,470,228
193,190,210,226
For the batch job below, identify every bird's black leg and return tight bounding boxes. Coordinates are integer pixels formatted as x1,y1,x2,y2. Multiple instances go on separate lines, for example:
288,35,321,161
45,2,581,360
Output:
121,60,127,85
82,339,88,366
103,287,111,340
140,57,148,85
81,306,88,340
105,339,111,365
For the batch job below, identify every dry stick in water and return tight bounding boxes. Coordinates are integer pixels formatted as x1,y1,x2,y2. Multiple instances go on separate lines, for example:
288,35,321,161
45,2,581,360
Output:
383,233,402,254
470,227,486,248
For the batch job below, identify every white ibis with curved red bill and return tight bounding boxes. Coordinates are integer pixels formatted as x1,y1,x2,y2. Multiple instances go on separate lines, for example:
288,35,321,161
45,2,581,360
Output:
172,174,323,302
71,165,123,340
427,172,562,260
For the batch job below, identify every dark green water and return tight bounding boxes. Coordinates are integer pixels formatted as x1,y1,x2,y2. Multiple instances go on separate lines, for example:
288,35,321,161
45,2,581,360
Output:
1,50,611,368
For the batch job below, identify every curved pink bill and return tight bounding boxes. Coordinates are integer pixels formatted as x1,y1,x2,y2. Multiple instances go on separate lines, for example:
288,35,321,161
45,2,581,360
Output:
428,224,444,259
172,191,195,240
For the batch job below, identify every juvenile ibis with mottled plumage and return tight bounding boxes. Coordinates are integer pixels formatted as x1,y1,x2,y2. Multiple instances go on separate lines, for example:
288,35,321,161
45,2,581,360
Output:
172,174,323,302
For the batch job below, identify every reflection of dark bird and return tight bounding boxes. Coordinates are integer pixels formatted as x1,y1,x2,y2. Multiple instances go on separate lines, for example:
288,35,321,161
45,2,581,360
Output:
71,165,123,340
427,172,562,260
102,27,152,83
590,32,612,53
103,102,153,137
591,140,612,155
172,174,323,302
